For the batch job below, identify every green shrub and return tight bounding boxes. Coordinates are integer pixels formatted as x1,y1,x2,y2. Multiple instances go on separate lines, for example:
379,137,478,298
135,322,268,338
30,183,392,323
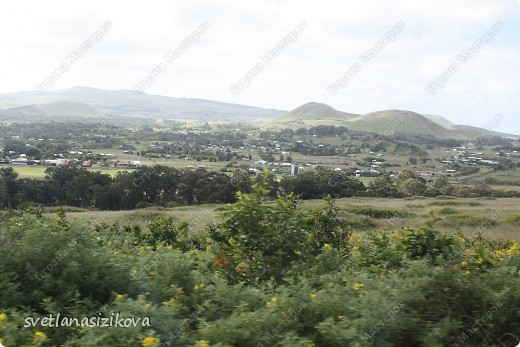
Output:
438,207,459,215
42,206,90,213
344,216,379,230
405,204,425,209
505,213,520,227
435,195,456,200
345,205,414,219
439,214,497,227
429,201,481,206
125,210,169,223
0,214,130,312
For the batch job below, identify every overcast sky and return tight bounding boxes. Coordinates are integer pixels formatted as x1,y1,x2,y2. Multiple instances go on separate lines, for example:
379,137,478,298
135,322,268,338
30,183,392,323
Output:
1,0,519,133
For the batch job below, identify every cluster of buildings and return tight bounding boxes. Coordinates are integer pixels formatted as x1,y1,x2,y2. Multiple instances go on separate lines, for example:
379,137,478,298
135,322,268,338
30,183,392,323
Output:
442,146,499,166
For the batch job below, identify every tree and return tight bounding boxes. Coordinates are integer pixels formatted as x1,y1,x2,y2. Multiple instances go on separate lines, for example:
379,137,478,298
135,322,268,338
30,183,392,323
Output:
397,170,425,184
399,178,427,197
231,170,252,194
0,167,19,208
367,176,398,197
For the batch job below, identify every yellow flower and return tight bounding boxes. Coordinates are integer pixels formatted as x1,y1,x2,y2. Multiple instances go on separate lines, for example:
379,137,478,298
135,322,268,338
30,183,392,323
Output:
475,257,484,264
197,340,211,347
323,243,332,249
194,284,200,291
162,297,176,306
266,297,277,307
464,270,471,275
495,250,504,257
115,294,124,300
337,315,346,321
310,293,317,300
142,336,160,347
352,283,364,291
33,331,48,345
461,261,469,268
0,313,6,327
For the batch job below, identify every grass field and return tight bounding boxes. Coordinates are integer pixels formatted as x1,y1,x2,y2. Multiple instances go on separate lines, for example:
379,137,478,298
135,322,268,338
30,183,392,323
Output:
7,165,48,178
60,197,520,240
6,165,135,178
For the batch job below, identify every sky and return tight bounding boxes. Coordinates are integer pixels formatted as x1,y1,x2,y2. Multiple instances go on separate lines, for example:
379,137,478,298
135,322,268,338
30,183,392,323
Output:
0,0,519,133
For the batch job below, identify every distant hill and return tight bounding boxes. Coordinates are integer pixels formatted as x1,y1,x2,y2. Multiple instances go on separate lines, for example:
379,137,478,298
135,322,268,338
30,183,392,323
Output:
0,101,100,118
425,114,515,139
347,110,454,138
424,115,455,129
263,102,359,129
449,125,517,139
0,88,517,139
266,104,518,139
0,87,285,122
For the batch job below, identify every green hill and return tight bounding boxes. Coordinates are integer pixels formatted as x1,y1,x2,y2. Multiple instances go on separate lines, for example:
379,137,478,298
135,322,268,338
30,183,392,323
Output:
450,125,518,139
425,115,517,139
0,101,101,117
424,114,455,129
263,102,358,129
347,110,454,138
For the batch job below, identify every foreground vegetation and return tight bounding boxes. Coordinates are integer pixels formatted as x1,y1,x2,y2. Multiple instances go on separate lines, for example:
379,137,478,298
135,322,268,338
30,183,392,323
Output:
1,185,519,346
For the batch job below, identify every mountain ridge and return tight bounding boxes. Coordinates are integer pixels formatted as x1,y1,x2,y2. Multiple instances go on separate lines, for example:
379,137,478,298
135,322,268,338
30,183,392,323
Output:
0,87,516,138
0,87,285,122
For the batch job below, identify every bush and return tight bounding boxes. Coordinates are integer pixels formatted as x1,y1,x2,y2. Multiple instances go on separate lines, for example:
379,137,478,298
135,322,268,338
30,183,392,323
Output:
125,210,169,223
344,216,379,230
345,205,414,219
439,214,497,227
405,204,425,209
429,201,481,206
505,213,520,227
438,207,459,215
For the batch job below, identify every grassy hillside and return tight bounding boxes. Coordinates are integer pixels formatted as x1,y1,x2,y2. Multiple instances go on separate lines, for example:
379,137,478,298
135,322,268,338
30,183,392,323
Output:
347,109,454,138
424,114,455,129
0,101,101,117
263,102,358,129
0,86,285,122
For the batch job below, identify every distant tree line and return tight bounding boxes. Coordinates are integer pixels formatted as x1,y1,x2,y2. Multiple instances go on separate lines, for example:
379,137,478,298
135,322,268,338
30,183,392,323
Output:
0,166,519,210
0,166,245,210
